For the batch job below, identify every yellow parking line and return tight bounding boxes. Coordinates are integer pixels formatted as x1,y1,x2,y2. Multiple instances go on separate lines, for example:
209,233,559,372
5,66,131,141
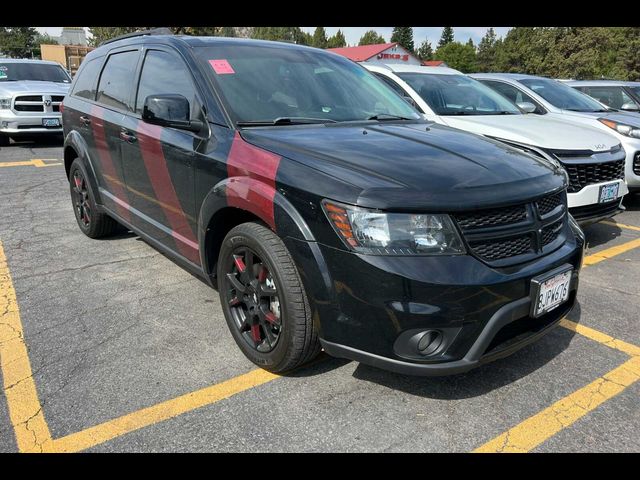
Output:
0,159,61,168
601,220,640,232
47,368,279,453
560,319,640,357
0,241,53,453
583,237,640,267
474,356,640,453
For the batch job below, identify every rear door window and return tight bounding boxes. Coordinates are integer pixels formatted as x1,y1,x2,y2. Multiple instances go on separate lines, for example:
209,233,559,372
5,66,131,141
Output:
96,50,140,111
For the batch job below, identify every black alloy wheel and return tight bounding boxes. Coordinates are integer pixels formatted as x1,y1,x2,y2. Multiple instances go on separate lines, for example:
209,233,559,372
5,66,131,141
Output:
224,247,282,353
72,169,92,229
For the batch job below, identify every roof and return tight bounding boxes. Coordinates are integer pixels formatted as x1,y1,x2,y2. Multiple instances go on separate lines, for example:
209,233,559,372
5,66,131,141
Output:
422,60,445,66
469,73,539,81
0,58,61,65
564,79,640,87
327,43,398,62
372,63,462,75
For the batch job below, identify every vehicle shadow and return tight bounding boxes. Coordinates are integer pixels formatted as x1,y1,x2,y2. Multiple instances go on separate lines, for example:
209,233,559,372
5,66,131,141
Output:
583,221,622,249
342,304,581,399
10,136,64,149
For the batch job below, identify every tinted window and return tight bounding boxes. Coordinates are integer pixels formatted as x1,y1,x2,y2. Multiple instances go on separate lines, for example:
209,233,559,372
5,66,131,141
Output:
96,51,139,111
136,50,197,115
480,79,546,114
579,86,638,110
373,72,424,113
0,62,70,83
518,77,608,112
397,73,520,116
71,58,101,100
194,44,420,123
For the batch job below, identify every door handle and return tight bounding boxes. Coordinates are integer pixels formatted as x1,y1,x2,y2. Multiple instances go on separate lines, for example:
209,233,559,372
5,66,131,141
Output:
119,129,137,144
80,115,91,126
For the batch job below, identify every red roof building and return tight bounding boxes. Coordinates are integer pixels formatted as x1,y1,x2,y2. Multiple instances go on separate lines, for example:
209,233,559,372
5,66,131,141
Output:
422,60,447,67
328,42,422,66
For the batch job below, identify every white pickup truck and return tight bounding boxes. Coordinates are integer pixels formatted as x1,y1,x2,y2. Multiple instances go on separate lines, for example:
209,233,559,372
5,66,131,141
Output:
0,58,71,146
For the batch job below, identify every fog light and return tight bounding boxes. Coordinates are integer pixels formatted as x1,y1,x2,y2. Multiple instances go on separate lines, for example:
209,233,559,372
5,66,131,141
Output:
417,330,443,356
0,122,8,128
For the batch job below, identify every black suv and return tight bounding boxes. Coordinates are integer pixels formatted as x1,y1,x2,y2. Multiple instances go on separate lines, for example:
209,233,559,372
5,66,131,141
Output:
62,32,585,375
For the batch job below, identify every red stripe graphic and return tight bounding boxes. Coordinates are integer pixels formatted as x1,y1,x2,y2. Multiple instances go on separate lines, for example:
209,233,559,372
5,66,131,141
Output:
226,132,281,229
90,105,131,222
136,121,200,264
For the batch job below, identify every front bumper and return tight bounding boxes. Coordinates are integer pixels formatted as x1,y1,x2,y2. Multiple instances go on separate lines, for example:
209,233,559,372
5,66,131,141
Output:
0,111,63,135
568,179,627,224
296,224,584,376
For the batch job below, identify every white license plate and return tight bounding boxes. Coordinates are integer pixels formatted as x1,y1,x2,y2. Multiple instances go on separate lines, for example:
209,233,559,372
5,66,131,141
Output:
531,267,572,317
42,118,60,127
599,182,619,203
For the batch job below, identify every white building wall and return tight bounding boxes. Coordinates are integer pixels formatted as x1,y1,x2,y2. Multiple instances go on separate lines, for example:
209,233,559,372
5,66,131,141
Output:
362,45,422,66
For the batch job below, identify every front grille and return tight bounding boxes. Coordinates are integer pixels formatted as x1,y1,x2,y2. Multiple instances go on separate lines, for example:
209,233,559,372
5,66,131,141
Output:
14,104,44,112
51,95,65,102
454,190,567,265
469,235,532,261
15,95,42,102
455,205,527,230
563,160,625,193
570,200,621,222
634,152,640,176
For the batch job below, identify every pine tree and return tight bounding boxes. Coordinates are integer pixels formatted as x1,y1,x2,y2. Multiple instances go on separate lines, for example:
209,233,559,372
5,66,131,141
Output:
417,40,433,61
438,27,455,49
327,30,346,48
312,27,328,49
477,27,498,72
359,30,386,46
391,27,414,52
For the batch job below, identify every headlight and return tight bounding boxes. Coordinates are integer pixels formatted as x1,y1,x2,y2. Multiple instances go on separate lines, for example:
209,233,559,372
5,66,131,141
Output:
598,118,640,139
322,200,465,255
0,98,11,109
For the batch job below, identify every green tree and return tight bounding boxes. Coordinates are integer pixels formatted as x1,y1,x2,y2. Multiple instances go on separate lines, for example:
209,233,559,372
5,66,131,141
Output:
476,27,497,72
417,40,433,61
312,27,328,48
435,41,478,72
359,30,386,46
466,38,474,48
437,27,454,49
327,30,346,48
391,27,414,52
220,27,236,37
0,27,38,58
251,27,310,45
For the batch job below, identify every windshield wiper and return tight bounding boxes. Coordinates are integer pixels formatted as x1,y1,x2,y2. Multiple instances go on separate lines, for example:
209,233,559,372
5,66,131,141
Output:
237,117,337,127
367,113,414,121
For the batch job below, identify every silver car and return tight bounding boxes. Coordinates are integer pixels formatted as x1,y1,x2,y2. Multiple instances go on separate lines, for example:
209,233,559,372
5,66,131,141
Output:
0,58,71,146
563,80,640,113
471,73,640,194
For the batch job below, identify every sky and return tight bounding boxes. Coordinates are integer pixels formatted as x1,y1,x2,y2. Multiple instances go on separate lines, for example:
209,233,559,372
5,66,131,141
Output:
36,27,511,46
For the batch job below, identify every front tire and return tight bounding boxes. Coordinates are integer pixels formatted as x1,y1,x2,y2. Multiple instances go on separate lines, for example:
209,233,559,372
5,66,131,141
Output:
69,158,119,238
217,222,320,373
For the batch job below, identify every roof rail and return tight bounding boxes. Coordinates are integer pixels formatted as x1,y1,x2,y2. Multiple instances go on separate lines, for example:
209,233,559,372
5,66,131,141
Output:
99,27,173,47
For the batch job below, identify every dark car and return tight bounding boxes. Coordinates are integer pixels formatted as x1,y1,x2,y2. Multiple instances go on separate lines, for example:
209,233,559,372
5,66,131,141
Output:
62,32,585,376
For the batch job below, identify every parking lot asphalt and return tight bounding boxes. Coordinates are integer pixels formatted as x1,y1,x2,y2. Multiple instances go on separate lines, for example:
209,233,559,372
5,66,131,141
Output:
1,139,639,453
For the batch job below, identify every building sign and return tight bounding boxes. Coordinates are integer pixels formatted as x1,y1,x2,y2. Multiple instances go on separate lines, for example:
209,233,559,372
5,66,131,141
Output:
377,53,410,62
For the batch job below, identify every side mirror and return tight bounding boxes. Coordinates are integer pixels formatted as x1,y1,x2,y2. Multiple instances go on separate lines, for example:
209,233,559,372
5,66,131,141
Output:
517,101,537,114
142,94,203,132
620,102,639,112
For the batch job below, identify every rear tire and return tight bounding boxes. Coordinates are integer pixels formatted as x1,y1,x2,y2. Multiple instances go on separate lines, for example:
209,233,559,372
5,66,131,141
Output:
217,222,320,373
69,158,119,238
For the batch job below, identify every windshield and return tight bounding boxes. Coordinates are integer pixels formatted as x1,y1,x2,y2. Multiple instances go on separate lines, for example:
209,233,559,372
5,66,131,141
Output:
195,44,421,124
0,63,71,83
518,78,607,112
629,86,640,98
396,73,521,116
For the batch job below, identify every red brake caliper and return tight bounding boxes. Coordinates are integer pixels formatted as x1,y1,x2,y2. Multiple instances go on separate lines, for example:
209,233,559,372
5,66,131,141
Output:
250,324,261,344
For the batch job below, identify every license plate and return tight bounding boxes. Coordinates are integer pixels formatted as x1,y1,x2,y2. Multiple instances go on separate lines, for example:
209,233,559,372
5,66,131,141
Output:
531,266,572,317
42,118,60,127
599,182,619,203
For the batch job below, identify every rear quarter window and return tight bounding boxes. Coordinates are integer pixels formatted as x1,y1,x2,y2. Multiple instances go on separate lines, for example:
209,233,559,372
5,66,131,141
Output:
70,57,102,100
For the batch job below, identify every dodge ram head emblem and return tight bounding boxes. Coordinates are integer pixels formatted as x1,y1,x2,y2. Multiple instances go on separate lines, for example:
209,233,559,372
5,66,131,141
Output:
44,99,52,106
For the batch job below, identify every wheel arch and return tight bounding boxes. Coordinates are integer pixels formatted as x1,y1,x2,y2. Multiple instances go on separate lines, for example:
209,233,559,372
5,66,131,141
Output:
64,130,103,205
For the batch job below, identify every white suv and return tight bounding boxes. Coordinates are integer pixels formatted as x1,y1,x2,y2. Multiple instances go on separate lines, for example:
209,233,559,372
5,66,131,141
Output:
366,64,627,224
471,73,640,196
0,58,71,146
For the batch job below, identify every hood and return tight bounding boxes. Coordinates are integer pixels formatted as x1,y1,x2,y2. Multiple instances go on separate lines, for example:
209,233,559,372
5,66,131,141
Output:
559,109,640,125
0,81,70,96
240,122,566,211
439,114,619,152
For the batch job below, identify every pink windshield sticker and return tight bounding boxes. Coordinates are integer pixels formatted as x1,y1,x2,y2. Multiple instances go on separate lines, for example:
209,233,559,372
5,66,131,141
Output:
209,59,235,74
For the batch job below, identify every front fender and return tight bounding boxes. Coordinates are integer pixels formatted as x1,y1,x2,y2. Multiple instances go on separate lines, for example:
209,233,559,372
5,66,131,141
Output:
64,130,102,205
